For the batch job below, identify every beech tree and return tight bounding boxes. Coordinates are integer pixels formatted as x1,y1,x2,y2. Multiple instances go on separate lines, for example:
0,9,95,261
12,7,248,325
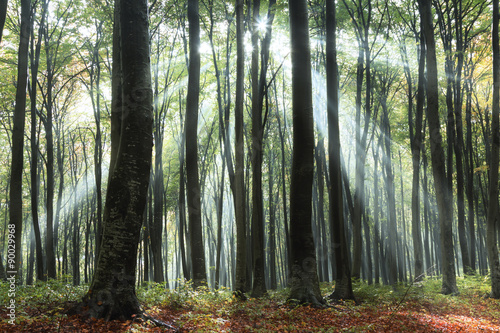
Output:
233,0,247,298
185,0,207,289
326,0,354,301
79,0,153,319
487,0,500,299
9,0,30,279
418,0,458,295
287,0,324,306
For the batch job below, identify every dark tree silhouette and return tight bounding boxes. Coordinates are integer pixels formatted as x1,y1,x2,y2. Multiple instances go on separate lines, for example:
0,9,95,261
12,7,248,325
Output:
487,0,500,299
287,0,324,306
9,0,30,279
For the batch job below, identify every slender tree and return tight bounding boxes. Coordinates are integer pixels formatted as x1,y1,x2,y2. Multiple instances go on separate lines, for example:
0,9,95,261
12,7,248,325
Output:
418,0,458,295
30,1,46,282
185,0,207,288
287,0,324,306
250,0,276,298
233,0,247,298
326,0,354,301
411,19,426,281
9,0,31,280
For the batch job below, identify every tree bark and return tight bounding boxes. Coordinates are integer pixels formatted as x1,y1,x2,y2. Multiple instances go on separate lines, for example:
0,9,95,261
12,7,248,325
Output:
30,3,46,282
9,0,30,280
288,0,324,306
411,25,425,281
79,0,153,319
0,0,7,43
185,0,207,288
326,0,354,301
418,0,458,295
233,0,247,298
487,0,500,299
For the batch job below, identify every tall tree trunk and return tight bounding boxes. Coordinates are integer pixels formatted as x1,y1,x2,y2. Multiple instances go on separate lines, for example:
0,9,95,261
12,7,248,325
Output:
79,0,153,319
9,0,30,280
233,0,247,298
487,0,500,299
287,0,324,306
185,0,207,288
326,0,354,301
452,0,471,276
418,0,458,295
250,0,276,298
178,98,190,281
465,70,476,272
91,25,104,264
381,85,398,286
43,12,57,279
411,26,425,281
351,42,365,280
151,111,165,283
268,150,277,289
30,3,46,282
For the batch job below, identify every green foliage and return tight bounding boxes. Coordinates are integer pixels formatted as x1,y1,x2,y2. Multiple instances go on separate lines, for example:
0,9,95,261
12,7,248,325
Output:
0,277,87,308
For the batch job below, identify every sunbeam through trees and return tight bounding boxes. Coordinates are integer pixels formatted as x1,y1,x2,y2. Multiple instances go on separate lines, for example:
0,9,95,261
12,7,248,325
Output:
0,0,500,331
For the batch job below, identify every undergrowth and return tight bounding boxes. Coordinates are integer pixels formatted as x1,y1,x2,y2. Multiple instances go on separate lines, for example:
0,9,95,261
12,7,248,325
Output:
1,274,499,332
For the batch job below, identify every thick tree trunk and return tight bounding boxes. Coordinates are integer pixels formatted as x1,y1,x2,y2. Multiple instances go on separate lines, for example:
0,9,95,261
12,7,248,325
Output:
9,0,30,280
79,0,153,319
418,0,458,295
487,0,500,299
288,0,324,306
326,0,354,301
185,0,207,288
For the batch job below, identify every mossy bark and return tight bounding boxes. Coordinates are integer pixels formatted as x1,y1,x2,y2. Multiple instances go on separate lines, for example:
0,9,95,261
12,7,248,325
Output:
78,0,153,320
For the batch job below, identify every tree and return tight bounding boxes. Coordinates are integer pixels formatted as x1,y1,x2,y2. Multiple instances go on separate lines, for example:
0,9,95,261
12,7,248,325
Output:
418,0,458,295
411,12,425,281
487,0,500,299
9,0,31,280
0,0,7,43
233,0,247,298
29,0,47,282
326,0,354,301
185,0,207,289
78,0,153,319
287,0,324,306
250,0,276,298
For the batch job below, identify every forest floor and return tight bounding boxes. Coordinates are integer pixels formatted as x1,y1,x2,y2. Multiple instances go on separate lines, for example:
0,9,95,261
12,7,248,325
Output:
1,275,499,332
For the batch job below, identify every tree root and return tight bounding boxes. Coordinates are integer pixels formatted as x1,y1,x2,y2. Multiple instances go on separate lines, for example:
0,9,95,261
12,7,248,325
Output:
140,313,178,332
